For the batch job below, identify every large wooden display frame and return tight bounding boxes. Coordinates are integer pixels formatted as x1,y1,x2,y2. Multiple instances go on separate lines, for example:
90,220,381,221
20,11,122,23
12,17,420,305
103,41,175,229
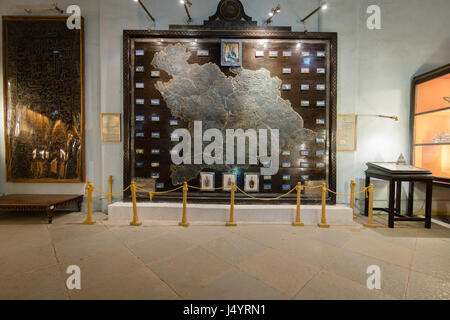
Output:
123,29,337,204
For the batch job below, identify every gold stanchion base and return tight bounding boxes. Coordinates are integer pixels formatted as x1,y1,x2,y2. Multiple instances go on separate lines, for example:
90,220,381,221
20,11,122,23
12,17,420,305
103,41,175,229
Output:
83,220,96,225
353,216,357,220
318,223,330,228
292,222,305,227
226,221,237,227
130,221,142,226
178,222,190,227
363,223,377,228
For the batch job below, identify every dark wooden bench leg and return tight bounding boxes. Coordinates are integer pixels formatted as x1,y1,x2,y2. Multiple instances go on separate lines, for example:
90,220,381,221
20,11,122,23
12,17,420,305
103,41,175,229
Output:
77,197,83,212
46,207,54,224
396,180,402,215
425,182,432,229
388,180,395,228
407,182,414,217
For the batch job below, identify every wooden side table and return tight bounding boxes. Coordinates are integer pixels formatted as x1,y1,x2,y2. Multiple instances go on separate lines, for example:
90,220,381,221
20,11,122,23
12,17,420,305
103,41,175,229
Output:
364,162,433,229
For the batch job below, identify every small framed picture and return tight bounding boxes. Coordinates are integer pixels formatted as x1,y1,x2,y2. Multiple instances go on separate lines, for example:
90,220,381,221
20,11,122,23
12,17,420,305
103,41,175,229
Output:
303,58,311,65
316,84,326,91
300,162,310,168
135,49,144,56
169,120,179,126
151,172,160,179
151,99,160,105
197,49,209,57
156,183,165,189
244,173,259,192
135,115,145,122
316,162,325,168
282,150,291,156
136,83,144,89
301,100,310,107
283,51,292,57
301,51,310,57
262,161,272,168
200,172,215,191
282,84,291,91
151,162,160,168
263,184,272,190
317,51,326,57
263,175,272,181
221,39,242,67
300,150,310,156
151,116,160,122
136,66,145,72
301,175,310,180
223,173,237,191
316,137,325,144
136,162,144,168
316,150,325,157
301,84,310,91
170,132,179,139
316,100,326,107
151,71,160,78
282,174,291,181
317,68,326,74
282,184,291,191
151,132,160,139
301,68,310,73
269,51,278,58
136,132,145,138
136,149,144,155
151,149,160,155
282,68,292,74
316,118,326,125
136,99,145,105
169,149,177,156
282,162,291,168
255,50,265,57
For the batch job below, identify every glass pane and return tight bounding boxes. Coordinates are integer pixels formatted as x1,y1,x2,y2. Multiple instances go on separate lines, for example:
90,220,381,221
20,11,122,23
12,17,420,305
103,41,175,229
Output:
414,145,450,179
414,109,450,144
415,74,450,114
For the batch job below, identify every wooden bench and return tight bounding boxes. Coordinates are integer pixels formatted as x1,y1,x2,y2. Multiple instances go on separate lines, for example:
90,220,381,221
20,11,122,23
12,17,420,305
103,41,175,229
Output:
0,195,83,224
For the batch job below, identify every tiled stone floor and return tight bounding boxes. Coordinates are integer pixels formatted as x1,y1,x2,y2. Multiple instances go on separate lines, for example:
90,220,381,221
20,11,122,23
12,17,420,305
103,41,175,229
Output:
0,211,449,300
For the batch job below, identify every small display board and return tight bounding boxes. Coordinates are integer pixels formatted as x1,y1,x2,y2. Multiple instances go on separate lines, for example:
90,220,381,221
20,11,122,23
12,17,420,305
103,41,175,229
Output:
337,114,357,151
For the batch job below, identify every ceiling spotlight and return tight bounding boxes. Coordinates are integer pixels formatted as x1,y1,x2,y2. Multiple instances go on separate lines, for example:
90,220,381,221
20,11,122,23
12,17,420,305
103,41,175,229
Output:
181,0,193,24
265,4,281,25
322,3,328,10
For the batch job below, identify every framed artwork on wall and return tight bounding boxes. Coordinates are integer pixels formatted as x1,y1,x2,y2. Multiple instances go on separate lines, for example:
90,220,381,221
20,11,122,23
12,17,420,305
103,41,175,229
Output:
2,16,85,182
101,113,122,142
221,39,242,67
337,114,358,152
200,172,215,191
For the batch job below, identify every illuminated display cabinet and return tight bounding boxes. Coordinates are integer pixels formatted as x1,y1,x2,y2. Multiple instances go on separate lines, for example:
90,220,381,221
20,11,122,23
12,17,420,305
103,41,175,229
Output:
411,64,450,186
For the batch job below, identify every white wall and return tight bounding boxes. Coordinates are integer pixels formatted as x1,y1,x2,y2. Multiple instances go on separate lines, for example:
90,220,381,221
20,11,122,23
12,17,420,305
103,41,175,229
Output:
0,0,448,213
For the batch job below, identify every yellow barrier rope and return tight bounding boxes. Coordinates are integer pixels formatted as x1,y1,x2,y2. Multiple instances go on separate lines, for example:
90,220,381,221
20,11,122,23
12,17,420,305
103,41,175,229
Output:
235,185,297,201
187,185,226,191
91,185,131,195
326,187,369,198
135,185,184,195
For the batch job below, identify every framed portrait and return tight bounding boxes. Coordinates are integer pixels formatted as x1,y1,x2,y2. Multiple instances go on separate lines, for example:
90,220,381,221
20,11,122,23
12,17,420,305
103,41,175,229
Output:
221,39,242,67
101,113,121,142
2,16,85,182
200,172,215,191
244,173,259,192
222,173,237,191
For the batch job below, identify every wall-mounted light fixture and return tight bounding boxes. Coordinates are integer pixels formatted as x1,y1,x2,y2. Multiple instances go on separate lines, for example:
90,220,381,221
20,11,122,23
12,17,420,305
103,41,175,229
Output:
16,3,64,14
359,114,399,121
265,4,281,25
300,2,327,32
180,0,193,24
133,0,155,23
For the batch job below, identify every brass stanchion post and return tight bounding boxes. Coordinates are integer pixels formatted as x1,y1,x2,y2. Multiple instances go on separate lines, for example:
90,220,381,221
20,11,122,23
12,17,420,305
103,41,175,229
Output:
179,182,190,227
130,181,142,226
350,179,357,220
364,184,376,228
226,183,237,227
106,175,113,215
292,182,304,226
83,181,96,225
318,183,330,228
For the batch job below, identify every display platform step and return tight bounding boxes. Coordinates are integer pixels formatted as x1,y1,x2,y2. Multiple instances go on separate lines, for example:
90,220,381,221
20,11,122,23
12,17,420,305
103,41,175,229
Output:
108,202,355,225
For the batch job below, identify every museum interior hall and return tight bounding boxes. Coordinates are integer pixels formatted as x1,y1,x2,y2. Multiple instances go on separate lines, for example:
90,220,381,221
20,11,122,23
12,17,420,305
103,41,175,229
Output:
0,0,449,303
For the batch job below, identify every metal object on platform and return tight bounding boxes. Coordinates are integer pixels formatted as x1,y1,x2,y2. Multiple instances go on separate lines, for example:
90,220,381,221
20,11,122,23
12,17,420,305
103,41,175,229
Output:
17,4,64,14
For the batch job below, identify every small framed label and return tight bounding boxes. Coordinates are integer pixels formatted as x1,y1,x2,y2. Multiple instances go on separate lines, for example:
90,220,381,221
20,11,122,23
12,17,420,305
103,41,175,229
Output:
135,49,144,56
136,132,145,138
317,68,326,74
316,100,326,107
151,99,160,105
282,150,291,156
316,118,326,125
255,50,265,57
136,162,145,168
316,162,325,168
151,116,160,122
300,162,310,168
316,84,326,91
151,149,160,155
301,84,310,91
136,115,145,122
283,51,292,57
282,175,291,181
300,150,310,156
151,132,161,139
317,51,326,57
136,66,145,72
316,150,325,157
282,184,291,191
282,162,291,168
151,71,160,78
136,83,144,89
282,68,292,74
316,137,325,144
262,161,271,168
169,120,179,126
136,99,145,105
151,162,160,168
301,68,310,74
263,176,272,181
301,51,310,57
269,51,278,57
282,84,292,91
136,149,144,155
197,49,209,56
263,184,272,190
151,173,160,179
170,132,179,139
301,175,310,180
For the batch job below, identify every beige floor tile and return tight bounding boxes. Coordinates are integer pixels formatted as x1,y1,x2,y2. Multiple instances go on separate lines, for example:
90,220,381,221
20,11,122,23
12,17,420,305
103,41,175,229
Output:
295,270,396,300
300,228,352,248
201,233,266,266
127,232,195,264
108,225,173,245
238,248,319,298
324,249,409,299
175,226,231,246
343,234,414,268
415,237,450,257
48,224,108,243
0,225,51,257
0,244,58,278
186,269,287,300
406,271,450,300
69,266,179,300
0,265,68,300
149,247,232,298
412,250,450,281
229,225,297,247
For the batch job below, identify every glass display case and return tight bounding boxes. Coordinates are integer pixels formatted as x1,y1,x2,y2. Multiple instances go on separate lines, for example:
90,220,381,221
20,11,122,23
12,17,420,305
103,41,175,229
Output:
411,64,450,185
